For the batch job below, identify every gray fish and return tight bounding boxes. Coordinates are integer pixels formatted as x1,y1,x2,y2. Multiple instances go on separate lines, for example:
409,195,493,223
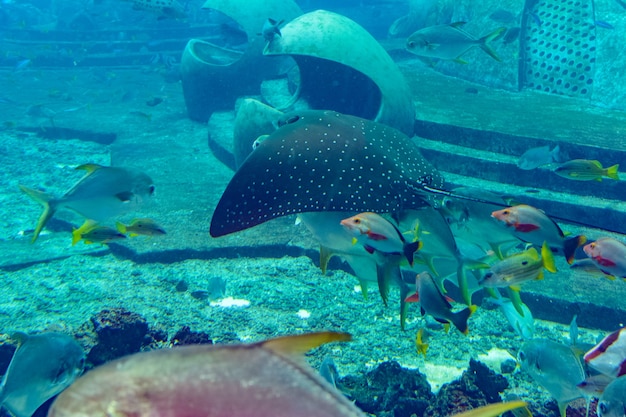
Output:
210,111,444,237
517,145,562,170
597,376,626,417
518,339,588,417
122,0,187,19
0,332,84,417
262,18,284,42
405,22,506,63
489,9,518,24
20,163,155,243
406,272,475,334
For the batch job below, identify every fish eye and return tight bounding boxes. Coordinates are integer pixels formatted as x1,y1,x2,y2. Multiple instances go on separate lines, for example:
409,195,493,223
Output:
599,402,608,415
518,351,525,361
521,261,528,266
149,185,156,195
503,210,509,215
407,41,415,48
353,219,361,224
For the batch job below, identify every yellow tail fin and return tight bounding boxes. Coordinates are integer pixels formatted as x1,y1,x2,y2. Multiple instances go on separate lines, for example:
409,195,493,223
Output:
541,241,557,273
605,164,620,180
18,185,56,243
115,221,127,234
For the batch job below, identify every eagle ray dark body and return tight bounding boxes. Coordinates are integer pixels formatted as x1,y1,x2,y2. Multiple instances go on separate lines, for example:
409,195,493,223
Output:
210,111,444,237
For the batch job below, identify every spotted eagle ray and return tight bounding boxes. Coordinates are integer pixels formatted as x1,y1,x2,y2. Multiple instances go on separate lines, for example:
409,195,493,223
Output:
210,110,445,237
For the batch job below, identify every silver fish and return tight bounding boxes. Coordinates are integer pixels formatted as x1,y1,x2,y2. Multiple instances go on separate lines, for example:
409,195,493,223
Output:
20,163,155,242
490,294,534,339
517,145,562,170
0,332,84,417
405,22,506,63
597,376,626,417
518,339,588,416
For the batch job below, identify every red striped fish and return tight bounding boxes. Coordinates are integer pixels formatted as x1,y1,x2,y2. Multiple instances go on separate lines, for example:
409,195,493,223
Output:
584,327,626,378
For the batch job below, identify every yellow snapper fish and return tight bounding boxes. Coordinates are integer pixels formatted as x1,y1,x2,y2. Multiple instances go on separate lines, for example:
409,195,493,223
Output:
116,218,166,237
19,163,155,243
405,272,476,334
491,204,586,264
479,241,557,290
405,22,506,64
415,328,429,358
553,159,619,181
121,0,187,19
72,220,126,246
48,332,366,417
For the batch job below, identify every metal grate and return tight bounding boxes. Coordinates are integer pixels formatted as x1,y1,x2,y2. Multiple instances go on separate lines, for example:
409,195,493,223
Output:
519,0,597,96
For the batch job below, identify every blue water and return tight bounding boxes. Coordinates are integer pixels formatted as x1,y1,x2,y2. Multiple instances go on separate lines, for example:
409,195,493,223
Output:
0,0,625,416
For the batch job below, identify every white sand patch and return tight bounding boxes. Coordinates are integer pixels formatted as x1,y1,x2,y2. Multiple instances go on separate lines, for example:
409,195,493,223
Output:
422,363,465,393
477,347,517,372
210,297,250,308
297,309,311,319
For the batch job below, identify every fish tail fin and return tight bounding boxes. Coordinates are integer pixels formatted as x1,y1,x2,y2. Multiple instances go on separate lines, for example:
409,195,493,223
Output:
541,241,557,273
375,263,395,306
606,164,620,180
18,184,57,243
116,221,127,234
452,305,475,334
71,228,82,246
404,240,423,266
564,235,587,264
478,27,506,61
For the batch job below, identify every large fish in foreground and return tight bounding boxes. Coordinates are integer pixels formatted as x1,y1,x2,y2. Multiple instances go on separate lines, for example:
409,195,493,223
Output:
210,111,445,237
48,332,364,417
1,332,84,417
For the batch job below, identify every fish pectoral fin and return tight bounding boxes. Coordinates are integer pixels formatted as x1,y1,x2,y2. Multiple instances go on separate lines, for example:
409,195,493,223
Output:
453,57,469,64
262,332,352,357
74,163,104,174
319,245,335,274
115,191,134,202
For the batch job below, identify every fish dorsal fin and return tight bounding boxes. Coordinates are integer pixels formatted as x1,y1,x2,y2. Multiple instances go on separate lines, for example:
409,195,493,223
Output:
75,163,104,174
450,21,467,28
262,332,352,357
526,247,539,260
